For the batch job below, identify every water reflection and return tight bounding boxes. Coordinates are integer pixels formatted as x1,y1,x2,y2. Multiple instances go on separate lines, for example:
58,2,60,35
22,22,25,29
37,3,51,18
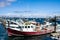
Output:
9,34,56,40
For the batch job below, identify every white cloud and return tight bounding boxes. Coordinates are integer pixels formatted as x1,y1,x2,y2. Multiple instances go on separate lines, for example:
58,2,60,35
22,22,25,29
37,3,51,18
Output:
7,0,16,2
0,13,59,18
0,11,60,18
0,0,16,7
0,2,5,7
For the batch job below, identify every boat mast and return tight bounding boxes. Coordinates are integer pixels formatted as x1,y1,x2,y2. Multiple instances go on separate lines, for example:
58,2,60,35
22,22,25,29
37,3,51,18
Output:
8,21,10,27
54,16,56,32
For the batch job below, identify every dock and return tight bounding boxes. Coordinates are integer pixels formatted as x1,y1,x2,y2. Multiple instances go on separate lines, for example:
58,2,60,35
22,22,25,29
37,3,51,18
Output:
51,32,60,36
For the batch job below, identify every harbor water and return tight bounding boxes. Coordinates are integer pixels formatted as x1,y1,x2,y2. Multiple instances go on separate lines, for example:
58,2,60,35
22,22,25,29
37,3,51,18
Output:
8,34,54,40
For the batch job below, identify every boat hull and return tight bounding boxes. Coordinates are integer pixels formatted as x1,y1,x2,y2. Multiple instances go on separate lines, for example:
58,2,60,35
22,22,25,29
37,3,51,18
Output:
7,28,53,36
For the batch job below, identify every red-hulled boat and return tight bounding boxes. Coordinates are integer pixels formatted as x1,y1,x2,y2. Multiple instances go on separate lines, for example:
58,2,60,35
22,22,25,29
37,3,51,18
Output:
7,20,54,36
8,28,53,36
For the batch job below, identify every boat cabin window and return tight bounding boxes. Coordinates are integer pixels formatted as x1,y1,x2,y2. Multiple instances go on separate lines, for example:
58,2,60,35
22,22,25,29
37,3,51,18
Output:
25,26,27,28
22,26,24,28
11,26,15,28
28,26,30,28
21,26,33,28
16,27,21,28
10,22,17,25
19,26,21,28
31,26,33,28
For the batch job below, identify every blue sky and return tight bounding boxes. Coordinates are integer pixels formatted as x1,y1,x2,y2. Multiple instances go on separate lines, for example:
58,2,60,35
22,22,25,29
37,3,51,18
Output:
0,0,60,17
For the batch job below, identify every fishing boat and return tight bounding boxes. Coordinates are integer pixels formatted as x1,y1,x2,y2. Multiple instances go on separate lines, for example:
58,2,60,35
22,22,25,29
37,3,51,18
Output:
6,19,54,36
56,23,60,32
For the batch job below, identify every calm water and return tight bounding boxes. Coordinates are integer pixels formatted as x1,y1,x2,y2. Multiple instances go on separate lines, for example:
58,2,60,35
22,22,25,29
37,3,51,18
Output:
9,34,55,40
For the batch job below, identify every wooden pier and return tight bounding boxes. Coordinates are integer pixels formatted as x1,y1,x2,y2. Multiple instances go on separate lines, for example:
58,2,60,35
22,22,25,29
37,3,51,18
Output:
51,32,60,37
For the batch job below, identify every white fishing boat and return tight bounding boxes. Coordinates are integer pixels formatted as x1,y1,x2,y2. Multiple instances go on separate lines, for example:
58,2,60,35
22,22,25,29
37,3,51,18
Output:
6,19,54,36
56,23,60,32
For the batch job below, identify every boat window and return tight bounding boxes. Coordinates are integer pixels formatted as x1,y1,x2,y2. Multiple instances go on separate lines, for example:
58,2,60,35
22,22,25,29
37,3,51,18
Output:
10,22,17,25
31,26,33,28
22,26,24,28
11,26,15,28
19,26,21,28
16,27,19,28
16,26,21,28
10,22,13,24
25,26,27,28
14,23,17,25
28,26,30,28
